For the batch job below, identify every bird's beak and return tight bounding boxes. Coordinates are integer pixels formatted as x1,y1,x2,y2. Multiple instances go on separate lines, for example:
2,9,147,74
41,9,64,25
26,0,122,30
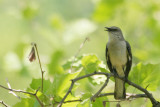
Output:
105,27,110,31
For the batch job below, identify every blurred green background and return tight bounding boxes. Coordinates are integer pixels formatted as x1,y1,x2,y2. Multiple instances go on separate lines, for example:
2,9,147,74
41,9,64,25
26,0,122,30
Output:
0,0,160,106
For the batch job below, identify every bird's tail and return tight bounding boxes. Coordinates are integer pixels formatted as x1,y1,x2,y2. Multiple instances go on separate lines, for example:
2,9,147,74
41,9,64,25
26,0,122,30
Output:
114,77,126,100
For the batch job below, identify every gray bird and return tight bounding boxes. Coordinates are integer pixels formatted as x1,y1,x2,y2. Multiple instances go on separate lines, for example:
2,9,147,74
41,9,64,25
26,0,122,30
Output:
105,26,132,100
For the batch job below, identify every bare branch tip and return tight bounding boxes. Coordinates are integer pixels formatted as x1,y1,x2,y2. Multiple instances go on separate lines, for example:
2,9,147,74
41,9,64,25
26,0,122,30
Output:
31,42,36,46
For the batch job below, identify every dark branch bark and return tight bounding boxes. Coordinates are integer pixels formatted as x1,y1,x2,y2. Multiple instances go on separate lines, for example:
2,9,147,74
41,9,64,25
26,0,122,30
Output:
125,79,160,107
91,74,111,101
98,93,114,97
57,71,112,107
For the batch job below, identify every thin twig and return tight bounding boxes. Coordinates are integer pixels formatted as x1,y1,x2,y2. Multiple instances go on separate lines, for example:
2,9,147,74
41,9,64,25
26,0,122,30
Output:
98,93,114,97
0,101,8,107
32,43,44,92
0,85,44,107
58,38,89,106
98,93,147,99
126,93,147,99
6,78,20,99
125,79,159,106
35,95,43,107
63,99,82,103
91,74,111,101
47,99,82,106
57,80,75,107
69,37,89,73
0,84,35,95
103,100,121,107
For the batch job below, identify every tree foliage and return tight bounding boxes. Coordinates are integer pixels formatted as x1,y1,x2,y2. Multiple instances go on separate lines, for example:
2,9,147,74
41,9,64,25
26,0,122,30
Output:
0,0,160,107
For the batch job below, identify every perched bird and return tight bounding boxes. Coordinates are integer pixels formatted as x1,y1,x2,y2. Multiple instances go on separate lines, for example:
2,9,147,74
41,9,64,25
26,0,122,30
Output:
105,26,132,100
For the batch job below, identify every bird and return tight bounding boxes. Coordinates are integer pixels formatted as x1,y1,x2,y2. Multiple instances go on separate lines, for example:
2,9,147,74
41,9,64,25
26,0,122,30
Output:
105,26,132,100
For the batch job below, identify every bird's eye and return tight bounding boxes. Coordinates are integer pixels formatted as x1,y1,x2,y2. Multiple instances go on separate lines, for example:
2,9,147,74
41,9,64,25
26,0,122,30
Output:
111,29,118,31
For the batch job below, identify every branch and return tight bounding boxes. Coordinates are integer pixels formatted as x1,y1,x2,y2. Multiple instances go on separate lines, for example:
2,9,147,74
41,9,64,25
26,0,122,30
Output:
0,101,8,107
98,93,147,99
63,99,82,103
0,85,44,107
126,93,147,99
91,74,111,101
98,93,114,97
58,72,112,107
101,93,148,107
57,38,89,106
6,78,20,99
69,37,89,73
0,84,34,95
32,43,44,92
58,71,160,107
125,79,160,106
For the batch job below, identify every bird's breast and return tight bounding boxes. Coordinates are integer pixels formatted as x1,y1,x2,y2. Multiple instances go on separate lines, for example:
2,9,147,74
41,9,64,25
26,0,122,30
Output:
108,41,127,67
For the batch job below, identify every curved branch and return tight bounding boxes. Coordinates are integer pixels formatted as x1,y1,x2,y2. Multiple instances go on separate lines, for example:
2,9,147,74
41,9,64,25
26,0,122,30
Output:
91,74,111,101
58,71,112,107
0,101,8,107
126,79,160,106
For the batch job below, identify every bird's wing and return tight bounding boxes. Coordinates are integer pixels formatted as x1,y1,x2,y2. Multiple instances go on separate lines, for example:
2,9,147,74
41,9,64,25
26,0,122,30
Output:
106,45,113,73
125,41,132,78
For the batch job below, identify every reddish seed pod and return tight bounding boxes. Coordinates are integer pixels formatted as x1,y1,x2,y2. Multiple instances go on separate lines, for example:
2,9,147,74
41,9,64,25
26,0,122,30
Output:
28,47,36,62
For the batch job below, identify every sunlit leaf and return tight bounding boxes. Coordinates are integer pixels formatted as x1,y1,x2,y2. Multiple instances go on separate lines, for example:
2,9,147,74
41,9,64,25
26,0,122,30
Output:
13,98,35,107
30,79,52,93
81,92,92,100
77,99,91,107
129,63,160,91
81,54,101,74
92,97,109,107
52,71,81,97
63,56,83,71
48,50,64,75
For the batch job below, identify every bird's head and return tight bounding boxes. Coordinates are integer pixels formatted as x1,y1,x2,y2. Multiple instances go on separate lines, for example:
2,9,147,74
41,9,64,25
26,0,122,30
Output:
105,26,124,41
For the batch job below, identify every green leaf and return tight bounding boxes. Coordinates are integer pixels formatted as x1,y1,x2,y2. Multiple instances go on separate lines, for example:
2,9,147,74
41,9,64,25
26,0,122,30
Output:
38,92,50,105
92,97,109,107
48,50,64,75
30,79,52,93
52,71,81,97
81,54,101,74
129,63,160,91
13,98,35,107
76,99,91,107
98,67,109,73
81,92,92,100
63,56,83,73
92,75,107,85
